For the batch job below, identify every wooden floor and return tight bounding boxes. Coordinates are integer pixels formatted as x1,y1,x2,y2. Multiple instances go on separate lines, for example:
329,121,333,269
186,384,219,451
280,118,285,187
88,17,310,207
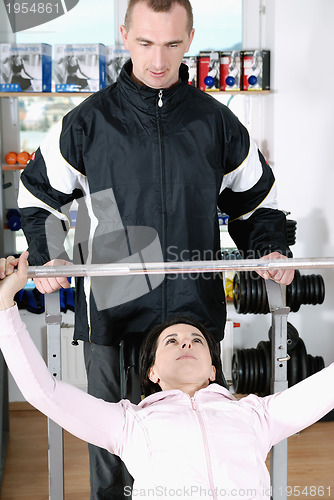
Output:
1,405,334,499
1,405,90,500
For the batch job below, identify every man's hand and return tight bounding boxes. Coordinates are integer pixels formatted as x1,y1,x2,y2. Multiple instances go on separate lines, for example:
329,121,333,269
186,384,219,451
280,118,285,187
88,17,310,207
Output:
256,251,295,285
0,252,29,310
34,259,72,294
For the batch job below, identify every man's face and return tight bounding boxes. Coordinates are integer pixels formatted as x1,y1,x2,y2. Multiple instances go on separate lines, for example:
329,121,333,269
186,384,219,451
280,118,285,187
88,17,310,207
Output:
120,1,194,89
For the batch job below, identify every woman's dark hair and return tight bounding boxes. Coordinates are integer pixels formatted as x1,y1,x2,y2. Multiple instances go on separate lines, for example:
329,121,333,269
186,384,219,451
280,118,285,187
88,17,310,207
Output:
139,314,226,397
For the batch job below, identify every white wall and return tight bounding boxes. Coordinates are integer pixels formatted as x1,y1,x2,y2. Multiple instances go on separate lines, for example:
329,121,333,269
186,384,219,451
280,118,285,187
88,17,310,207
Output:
232,0,334,365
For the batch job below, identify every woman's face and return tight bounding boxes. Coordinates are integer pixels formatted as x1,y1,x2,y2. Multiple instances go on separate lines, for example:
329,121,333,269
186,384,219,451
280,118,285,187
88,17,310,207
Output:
148,323,216,395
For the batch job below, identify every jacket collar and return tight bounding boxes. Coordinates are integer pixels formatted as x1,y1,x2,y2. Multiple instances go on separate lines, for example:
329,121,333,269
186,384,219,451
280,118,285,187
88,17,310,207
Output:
139,383,236,408
117,59,189,113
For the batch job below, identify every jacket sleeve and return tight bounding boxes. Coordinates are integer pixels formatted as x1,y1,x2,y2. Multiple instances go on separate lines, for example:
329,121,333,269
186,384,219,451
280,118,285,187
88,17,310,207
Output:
258,364,334,449
0,305,126,454
217,107,291,257
18,115,86,266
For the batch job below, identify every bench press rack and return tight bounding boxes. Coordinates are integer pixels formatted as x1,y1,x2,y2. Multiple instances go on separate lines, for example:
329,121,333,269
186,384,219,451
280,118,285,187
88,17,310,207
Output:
40,257,333,500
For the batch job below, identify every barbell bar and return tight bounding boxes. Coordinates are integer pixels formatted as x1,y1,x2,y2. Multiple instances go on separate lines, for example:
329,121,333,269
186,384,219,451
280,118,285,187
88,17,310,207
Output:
27,256,334,279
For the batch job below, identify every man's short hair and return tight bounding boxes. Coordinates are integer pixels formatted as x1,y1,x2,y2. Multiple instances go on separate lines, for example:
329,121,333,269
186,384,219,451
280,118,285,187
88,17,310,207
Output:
124,0,194,35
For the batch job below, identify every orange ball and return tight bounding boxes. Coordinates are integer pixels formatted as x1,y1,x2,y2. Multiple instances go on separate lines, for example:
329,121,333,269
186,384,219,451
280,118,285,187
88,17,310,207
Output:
5,151,17,165
17,151,30,165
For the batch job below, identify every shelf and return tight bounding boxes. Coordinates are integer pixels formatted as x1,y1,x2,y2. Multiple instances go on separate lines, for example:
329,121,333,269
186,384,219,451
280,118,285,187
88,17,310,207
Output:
0,92,93,97
203,90,270,95
2,164,26,171
0,90,270,98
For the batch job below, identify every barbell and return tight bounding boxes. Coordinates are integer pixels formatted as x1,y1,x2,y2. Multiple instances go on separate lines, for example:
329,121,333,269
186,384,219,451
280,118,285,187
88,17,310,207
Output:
27,256,334,279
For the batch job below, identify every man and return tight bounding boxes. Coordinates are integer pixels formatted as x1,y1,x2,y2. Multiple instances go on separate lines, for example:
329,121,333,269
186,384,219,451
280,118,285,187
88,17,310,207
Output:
18,0,294,498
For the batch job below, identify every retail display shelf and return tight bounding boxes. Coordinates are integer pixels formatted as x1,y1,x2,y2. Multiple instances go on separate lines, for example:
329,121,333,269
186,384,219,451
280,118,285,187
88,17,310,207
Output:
0,90,270,98
2,164,26,171
0,92,92,97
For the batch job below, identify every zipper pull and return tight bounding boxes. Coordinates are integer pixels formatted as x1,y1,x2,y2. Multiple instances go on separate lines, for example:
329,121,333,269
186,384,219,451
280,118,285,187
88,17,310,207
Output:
158,90,163,107
191,397,197,410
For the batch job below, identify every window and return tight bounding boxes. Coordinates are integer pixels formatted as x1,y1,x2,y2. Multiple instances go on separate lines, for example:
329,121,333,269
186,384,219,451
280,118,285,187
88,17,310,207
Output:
189,0,242,55
16,0,115,46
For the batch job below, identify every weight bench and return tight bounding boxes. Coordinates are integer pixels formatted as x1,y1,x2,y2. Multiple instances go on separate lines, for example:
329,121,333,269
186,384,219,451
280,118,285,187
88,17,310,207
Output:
45,279,289,500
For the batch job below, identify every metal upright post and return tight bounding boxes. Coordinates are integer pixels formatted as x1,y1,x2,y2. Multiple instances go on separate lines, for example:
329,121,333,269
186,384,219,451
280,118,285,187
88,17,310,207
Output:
265,279,290,500
0,94,19,490
0,351,9,491
45,292,64,500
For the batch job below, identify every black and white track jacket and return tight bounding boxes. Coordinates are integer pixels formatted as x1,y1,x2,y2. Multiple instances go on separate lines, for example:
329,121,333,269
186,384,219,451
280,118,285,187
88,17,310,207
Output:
18,61,290,345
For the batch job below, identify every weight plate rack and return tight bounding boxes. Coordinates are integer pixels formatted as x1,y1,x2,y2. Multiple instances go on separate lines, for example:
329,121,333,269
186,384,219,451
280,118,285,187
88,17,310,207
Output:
232,324,325,395
37,257,333,500
233,270,325,314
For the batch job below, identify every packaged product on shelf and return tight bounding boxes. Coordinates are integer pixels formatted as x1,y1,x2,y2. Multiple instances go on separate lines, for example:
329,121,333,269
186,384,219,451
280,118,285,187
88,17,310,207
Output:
220,51,242,91
0,43,52,92
242,50,270,91
198,51,220,91
106,46,130,85
182,56,197,86
54,44,106,92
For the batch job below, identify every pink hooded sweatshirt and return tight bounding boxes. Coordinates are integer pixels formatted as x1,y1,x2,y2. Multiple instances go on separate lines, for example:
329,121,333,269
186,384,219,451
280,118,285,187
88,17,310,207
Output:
1,305,334,500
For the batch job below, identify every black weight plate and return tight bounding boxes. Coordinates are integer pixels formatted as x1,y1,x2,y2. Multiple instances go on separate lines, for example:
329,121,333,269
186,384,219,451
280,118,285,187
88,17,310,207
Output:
248,272,258,314
259,278,268,314
252,348,260,393
294,271,302,311
268,321,299,351
308,274,315,305
256,341,266,395
288,347,299,387
287,277,297,312
312,275,320,305
252,275,260,314
286,219,297,231
237,349,247,393
315,355,325,372
317,275,325,304
304,274,310,303
287,322,299,351
243,348,250,393
231,352,240,392
312,355,320,373
257,347,266,394
292,280,301,312
263,278,270,314
232,350,243,393
263,340,271,396
249,348,258,393
286,279,291,305
296,338,308,381
257,341,271,396
314,274,324,304
254,275,263,314
244,349,252,393
294,270,302,311
244,272,252,314
239,272,248,314
307,354,315,376
233,273,242,313
300,275,307,304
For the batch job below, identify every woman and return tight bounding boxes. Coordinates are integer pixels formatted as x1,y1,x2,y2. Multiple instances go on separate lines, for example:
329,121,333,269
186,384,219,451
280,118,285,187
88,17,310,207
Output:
0,253,333,500
5,55,34,91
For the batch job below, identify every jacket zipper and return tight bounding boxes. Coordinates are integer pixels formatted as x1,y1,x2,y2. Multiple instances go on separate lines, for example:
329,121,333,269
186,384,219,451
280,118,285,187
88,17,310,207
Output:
191,396,218,500
158,90,163,107
156,90,167,321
